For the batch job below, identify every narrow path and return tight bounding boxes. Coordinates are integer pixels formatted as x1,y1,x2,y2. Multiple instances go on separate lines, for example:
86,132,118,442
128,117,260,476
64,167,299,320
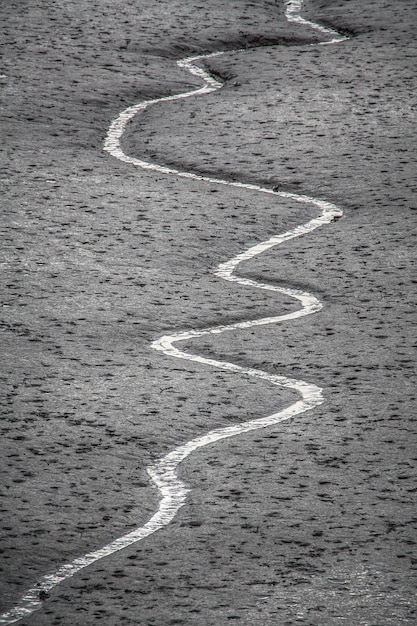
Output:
0,2,346,624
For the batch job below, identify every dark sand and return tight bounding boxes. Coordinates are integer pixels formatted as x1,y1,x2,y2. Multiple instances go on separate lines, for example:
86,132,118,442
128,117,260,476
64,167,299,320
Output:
1,0,416,623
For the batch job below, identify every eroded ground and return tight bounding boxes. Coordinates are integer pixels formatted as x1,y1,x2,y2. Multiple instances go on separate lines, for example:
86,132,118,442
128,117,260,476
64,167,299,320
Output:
1,0,416,624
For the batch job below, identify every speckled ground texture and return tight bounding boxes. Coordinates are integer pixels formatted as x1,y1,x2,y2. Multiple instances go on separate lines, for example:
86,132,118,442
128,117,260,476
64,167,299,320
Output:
1,0,416,624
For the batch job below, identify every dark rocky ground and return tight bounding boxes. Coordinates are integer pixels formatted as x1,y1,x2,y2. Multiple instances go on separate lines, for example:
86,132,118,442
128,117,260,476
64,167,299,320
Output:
1,0,416,624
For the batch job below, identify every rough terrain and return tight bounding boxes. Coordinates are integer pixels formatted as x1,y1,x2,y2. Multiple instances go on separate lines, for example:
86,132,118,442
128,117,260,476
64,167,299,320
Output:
1,0,416,624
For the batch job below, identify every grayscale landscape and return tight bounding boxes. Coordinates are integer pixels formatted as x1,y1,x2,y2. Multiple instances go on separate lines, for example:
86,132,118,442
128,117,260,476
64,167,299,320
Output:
1,1,416,624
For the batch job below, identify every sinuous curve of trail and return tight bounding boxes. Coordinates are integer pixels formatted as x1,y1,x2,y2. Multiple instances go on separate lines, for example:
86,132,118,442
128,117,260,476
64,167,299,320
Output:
0,2,347,624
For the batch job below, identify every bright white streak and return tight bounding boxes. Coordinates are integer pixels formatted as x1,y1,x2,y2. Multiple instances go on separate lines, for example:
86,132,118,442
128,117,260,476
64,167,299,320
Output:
286,0,348,43
0,1,346,624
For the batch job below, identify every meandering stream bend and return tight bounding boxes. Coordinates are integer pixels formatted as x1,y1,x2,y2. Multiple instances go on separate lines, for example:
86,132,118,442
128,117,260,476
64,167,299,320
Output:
0,1,346,624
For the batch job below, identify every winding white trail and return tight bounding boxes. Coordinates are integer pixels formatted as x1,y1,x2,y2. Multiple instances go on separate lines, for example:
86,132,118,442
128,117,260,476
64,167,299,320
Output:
0,2,346,624
286,0,348,44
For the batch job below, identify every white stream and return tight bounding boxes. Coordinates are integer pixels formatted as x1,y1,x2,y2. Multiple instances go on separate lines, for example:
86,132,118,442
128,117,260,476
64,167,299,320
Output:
0,1,346,623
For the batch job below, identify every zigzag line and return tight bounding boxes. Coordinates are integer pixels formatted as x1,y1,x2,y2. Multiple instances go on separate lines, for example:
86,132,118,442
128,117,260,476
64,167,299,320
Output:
0,2,346,623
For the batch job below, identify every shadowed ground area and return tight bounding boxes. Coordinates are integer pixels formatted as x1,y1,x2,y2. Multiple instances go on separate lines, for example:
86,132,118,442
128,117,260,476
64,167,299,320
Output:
1,0,416,624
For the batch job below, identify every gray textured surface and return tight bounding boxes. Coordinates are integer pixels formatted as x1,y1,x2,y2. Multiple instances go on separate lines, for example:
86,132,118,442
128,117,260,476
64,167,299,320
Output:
1,0,416,623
